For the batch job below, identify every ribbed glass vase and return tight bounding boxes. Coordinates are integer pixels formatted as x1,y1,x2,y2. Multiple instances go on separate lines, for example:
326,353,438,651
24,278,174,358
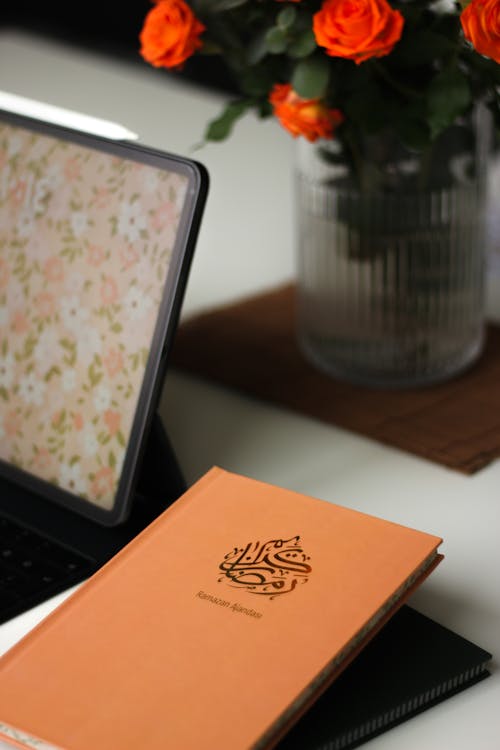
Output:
295,118,491,388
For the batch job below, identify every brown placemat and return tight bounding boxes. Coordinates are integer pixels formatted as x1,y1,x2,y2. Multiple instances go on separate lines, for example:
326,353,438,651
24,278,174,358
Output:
171,284,500,474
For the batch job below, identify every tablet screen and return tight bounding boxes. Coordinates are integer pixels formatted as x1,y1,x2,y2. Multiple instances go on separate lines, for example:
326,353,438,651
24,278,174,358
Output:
0,112,207,524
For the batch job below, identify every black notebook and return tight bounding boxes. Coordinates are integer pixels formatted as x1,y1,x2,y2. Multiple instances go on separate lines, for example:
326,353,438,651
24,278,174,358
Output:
278,606,492,750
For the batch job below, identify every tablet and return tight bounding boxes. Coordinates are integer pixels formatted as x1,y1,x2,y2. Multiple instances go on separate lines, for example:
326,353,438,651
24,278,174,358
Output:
0,108,208,525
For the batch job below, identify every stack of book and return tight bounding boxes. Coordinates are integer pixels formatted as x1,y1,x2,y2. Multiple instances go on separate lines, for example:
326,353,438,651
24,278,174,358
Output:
0,468,491,750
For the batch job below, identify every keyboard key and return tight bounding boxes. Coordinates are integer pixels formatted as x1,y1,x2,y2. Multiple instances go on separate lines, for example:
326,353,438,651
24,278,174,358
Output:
0,513,96,623
35,540,92,573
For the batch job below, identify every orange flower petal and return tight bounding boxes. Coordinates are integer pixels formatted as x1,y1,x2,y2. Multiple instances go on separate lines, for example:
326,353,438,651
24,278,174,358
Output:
140,0,205,69
313,0,404,64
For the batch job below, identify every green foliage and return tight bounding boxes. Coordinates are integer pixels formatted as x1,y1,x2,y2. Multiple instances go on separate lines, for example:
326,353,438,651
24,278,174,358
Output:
161,0,499,158
427,67,472,138
203,100,252,141
292,55,330,99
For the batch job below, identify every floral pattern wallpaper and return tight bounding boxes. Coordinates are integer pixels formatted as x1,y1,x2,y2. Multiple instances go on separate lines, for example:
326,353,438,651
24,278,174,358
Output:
0,123,188,509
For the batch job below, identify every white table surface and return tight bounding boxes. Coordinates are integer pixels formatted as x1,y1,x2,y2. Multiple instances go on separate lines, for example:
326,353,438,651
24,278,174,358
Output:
0,28,499,750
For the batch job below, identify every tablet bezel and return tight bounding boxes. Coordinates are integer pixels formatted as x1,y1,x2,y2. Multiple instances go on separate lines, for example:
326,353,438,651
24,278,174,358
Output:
0,108,208,526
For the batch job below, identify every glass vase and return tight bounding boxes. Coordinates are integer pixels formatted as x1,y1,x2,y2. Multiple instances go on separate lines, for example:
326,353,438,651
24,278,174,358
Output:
294,113,491,388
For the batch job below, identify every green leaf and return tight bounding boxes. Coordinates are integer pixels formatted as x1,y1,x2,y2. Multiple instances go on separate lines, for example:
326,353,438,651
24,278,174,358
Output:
288,30,317,60
291,56,330,99
265,27,288,55
246,30,269,66
277,6,297,31
204,101,251,142
427,68,471,138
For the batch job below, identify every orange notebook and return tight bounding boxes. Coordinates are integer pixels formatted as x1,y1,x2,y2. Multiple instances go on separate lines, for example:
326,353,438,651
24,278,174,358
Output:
0,467,443,750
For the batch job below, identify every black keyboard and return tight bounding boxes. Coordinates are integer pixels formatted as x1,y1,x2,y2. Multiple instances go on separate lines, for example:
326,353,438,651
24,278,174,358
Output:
0,514,96,624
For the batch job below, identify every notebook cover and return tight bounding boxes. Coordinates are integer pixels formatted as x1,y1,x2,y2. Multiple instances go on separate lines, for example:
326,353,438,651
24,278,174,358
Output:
0,467,443,750
277,605,492,750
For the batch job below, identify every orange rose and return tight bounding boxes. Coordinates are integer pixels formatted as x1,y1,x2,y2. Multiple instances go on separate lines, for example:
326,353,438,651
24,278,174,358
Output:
461,0,500,64
140,0,205,69
269,83,344,142
313,0,404,64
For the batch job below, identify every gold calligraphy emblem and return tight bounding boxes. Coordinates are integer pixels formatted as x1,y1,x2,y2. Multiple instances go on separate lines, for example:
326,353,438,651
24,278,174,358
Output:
218,536,312,599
